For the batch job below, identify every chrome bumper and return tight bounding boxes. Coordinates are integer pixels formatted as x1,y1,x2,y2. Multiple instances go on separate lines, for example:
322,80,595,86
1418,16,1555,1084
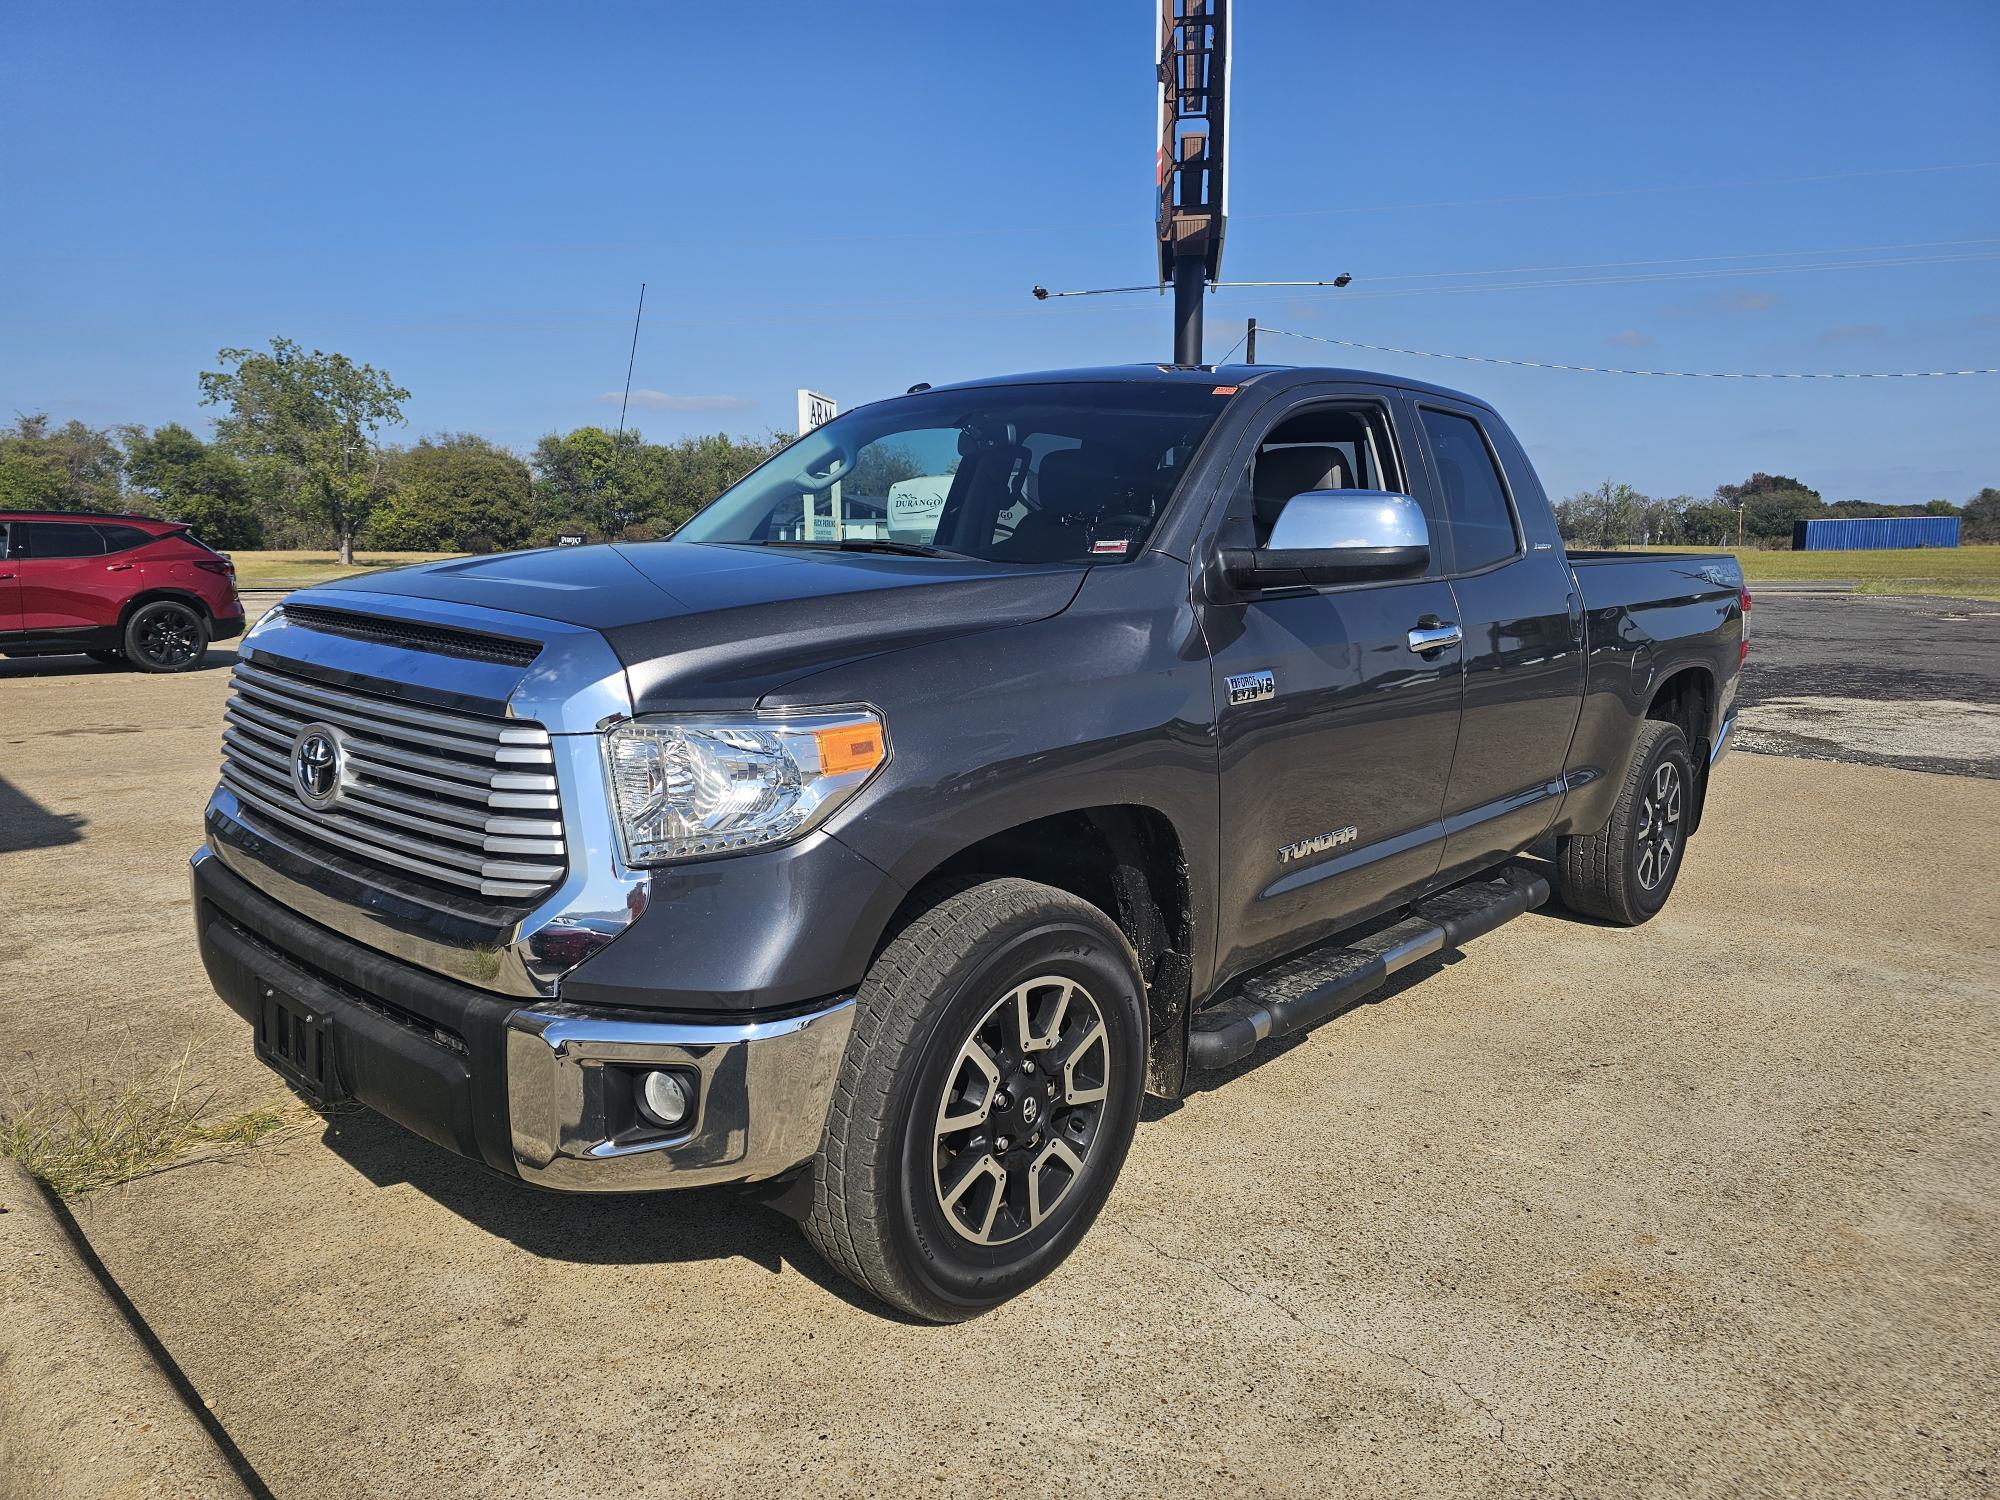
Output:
504,998,856,1191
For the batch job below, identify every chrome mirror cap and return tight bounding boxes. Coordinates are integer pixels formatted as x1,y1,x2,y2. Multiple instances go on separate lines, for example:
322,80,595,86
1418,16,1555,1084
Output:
1266,489,1429,552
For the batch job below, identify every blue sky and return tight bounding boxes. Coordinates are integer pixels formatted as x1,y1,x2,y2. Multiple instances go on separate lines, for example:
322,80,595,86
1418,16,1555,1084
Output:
3,0,1996,504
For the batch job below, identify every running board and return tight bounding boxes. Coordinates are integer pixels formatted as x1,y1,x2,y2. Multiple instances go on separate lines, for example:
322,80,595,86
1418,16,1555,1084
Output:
1186,867,1550,1072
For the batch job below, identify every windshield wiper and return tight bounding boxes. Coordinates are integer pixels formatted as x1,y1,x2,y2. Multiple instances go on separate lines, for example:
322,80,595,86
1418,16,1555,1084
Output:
766,538,969,560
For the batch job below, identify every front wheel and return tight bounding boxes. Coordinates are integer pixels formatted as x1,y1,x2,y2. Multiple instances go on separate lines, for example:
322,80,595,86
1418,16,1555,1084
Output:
1556,719,1693,925
123,600,209,672
804,878,1147,1321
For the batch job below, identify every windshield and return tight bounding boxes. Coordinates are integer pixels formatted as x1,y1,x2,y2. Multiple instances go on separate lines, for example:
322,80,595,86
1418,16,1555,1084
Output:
675,381,1233,564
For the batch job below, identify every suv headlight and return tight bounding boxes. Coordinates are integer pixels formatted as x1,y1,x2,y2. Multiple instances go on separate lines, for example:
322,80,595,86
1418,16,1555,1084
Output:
602,710,888,865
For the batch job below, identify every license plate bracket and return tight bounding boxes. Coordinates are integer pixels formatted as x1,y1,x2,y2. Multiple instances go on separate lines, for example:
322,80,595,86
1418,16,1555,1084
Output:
254,982,345,1104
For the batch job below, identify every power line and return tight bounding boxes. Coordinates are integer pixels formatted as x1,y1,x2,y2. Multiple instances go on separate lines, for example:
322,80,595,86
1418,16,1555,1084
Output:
1258,327,2000,379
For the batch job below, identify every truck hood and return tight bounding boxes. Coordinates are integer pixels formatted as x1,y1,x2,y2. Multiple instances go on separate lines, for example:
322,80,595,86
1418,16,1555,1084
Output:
328,540,1089,711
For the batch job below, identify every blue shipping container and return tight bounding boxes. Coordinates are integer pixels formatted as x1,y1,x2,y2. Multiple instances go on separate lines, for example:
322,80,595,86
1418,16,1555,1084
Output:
1792,516,1962,551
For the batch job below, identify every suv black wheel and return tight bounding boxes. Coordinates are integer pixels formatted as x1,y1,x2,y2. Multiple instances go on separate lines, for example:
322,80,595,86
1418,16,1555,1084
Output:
804,878,1147,1322
1556,718,1693,925
123,600,209,673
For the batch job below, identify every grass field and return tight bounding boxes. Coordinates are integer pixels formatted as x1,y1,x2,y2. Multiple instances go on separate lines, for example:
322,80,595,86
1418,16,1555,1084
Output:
225,543,2000,599
228,549,462,588
1619,543,2000,598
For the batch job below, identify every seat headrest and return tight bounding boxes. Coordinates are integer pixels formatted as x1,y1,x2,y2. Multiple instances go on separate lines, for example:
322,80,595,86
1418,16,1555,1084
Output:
1253,445,1348,508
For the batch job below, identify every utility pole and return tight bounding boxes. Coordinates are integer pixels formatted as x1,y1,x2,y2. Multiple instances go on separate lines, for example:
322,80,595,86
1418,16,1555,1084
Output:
1157,1,1229,366
1245,317,1256,364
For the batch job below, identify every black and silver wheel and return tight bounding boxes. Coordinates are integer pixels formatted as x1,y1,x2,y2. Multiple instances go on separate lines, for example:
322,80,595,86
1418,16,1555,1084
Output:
1556,718,1693,925
804,878,1146,1321
123,600,209,673
930,975,1113,1246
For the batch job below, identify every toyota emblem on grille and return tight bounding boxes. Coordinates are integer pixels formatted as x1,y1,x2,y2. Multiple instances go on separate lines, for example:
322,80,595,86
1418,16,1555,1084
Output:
290,723,344,811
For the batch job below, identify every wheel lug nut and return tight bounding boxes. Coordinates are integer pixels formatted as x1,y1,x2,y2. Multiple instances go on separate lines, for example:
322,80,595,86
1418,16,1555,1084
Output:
996,1135,1011,1152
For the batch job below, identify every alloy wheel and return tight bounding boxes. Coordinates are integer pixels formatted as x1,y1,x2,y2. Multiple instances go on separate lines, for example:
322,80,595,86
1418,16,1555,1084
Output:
1635,758,1683,891
931,975,1112,1247
135,606,201,668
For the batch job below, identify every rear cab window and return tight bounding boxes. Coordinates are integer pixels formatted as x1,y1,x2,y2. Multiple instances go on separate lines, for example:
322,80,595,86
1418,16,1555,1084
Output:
1418,408,1522,575
95,523,160,553
18,521,109,558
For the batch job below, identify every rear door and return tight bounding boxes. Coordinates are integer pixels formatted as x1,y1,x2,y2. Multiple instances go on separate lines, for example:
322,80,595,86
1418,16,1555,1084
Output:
14,520,116,632
1200,386,1465,982
1411,403,1585,874
0,523,20,634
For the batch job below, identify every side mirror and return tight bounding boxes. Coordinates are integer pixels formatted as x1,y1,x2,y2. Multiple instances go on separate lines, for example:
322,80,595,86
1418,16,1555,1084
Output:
1220,490,1430,589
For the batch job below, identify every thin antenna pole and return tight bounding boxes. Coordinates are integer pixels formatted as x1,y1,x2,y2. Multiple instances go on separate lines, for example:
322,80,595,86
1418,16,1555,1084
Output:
615,282,647,443
1246,317,1256,363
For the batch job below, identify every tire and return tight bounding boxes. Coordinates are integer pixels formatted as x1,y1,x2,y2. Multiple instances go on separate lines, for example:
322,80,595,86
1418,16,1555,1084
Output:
1556,719,1693,925
122,600,209,672
85,649,126,667
804,878,1148,1322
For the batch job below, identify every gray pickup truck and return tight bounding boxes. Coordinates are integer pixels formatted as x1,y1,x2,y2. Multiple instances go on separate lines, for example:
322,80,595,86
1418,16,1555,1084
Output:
191,364,1746,1319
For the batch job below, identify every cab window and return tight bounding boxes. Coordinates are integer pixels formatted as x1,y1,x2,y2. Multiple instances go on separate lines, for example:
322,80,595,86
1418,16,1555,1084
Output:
1419,408,1520,574
1229,403,1402,545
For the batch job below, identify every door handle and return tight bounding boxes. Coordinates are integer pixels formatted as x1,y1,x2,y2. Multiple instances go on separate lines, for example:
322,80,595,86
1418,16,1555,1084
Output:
1407,621,1463,654
106,563,134,572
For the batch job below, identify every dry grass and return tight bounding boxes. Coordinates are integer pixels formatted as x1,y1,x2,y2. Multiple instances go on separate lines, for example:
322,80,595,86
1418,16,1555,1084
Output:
0,1045,314,1197
1620,542,2000,597
229,549,463,587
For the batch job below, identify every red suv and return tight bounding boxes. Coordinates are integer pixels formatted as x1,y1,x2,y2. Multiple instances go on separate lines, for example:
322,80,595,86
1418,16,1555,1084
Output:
0,511,245,672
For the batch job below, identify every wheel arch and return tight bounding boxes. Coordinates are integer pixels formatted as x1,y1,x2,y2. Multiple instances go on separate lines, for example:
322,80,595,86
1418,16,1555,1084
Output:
878,803,1196,1100
1644,664,1716,834
117,586,216,631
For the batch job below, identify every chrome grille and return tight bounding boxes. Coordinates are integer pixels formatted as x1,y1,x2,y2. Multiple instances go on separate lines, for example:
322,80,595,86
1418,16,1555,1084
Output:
219,660,567,900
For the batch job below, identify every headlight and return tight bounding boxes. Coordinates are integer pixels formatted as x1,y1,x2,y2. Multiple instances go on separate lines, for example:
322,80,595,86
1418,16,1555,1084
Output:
602,709,888,865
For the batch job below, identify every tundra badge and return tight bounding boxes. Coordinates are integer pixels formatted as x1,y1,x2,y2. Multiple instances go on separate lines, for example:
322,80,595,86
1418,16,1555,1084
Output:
1278,825,1358,864
1226,669,1275,706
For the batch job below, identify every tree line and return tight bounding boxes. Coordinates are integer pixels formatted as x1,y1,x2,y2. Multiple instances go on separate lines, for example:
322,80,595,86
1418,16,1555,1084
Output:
0,337,790,560
1555,473,1999,549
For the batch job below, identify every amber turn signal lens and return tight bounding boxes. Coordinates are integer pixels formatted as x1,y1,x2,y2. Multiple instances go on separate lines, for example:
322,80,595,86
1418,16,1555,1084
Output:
815,721,885,776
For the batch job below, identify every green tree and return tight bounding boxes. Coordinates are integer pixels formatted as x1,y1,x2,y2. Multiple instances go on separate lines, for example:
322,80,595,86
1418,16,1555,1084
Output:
0,413,126,512
122,422,263,548
199,338,409,564
366,434,537,551
1715,472,1823,545
528,426,790,542
1922,498,1961,517
1963,487,2000,543
1553,480,1645,548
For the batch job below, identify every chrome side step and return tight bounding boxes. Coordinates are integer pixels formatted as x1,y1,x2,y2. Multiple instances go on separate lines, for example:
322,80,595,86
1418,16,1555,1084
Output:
1186,866,1550,1071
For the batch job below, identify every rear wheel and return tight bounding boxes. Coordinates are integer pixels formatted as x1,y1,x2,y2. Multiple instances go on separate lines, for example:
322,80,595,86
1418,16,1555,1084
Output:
123,600,209,672
804,878,1147,1322
1556,719,1692,925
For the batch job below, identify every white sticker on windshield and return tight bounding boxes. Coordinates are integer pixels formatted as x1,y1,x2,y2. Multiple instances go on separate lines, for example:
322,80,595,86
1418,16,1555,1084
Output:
1091,539,1130,555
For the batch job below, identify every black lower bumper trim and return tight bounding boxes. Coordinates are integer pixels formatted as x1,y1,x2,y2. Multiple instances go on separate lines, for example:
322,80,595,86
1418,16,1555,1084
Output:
193,851,522,1174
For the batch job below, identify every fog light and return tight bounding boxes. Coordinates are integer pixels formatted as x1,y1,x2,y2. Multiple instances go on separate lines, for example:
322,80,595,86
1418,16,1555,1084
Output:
636,1069,692,1129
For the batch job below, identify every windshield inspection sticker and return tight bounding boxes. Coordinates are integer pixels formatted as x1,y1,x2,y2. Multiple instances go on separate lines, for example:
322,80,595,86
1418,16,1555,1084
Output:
1091,539,1130,555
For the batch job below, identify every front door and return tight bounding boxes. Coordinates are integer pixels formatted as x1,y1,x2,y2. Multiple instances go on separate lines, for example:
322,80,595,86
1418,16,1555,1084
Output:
1200,390,1464,985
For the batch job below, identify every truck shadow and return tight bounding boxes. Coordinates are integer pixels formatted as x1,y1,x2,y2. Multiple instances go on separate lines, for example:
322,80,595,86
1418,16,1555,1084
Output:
0,772,88,853
312,1108,931,1321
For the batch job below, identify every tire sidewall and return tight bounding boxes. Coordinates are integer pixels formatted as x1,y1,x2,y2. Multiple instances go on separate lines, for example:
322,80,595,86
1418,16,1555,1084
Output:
886,910,1146,1315
1626,725,1692,918
124,600,209,672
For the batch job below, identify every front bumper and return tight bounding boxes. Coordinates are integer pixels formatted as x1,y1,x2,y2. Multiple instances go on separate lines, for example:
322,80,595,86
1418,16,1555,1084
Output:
192,845,853,1190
